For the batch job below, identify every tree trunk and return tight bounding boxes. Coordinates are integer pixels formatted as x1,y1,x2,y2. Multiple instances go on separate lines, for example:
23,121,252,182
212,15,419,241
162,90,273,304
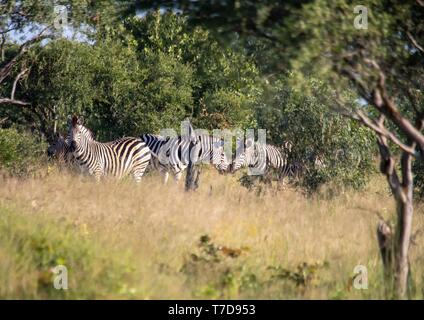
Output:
393,150,414,298
185,157,201,191
184,119,201,191
0,34,5,62
376,133,414,299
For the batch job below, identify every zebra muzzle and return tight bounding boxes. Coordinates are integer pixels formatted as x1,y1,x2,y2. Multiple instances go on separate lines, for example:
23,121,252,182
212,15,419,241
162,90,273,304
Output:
69,141,77,152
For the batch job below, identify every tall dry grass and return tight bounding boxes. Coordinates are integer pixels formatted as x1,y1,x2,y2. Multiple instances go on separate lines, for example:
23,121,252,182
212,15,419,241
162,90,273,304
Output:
0,167,423,299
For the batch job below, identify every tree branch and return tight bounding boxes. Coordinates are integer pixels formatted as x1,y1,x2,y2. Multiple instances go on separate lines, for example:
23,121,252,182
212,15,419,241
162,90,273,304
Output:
0,33,5,62
0,24,51,83
341,66,373,102
336,106,419,157
375,125,405,202
0,98,31,106
0,25,52,107
406,31,424,54
11,67,29,100
353,58,424,155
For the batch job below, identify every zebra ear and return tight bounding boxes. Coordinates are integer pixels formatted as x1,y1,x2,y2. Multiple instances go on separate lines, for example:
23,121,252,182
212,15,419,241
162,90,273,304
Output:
283,141,293,153
72,115,78,127
235,136,244,147
245,137,254,149
78,116,84,125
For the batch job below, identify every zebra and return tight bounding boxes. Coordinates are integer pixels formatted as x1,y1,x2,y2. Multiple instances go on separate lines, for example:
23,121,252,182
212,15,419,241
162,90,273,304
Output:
68,116,151,182
139,134,173,183
230,137,293,180
47,133,77,168
140,133,230,183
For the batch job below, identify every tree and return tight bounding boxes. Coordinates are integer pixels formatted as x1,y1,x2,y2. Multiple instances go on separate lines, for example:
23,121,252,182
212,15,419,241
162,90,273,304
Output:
256,76,375,192
282,0,423,298
0,0,137,139
141,0,424,298
0,27,50,106
124,11,259,130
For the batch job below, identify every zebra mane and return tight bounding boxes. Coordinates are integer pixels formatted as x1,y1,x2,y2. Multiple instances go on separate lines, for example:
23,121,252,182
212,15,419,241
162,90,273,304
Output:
79,125,95,141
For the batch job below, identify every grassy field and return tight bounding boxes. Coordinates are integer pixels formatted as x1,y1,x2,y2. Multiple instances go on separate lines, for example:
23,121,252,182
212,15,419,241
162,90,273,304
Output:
0,167,423,299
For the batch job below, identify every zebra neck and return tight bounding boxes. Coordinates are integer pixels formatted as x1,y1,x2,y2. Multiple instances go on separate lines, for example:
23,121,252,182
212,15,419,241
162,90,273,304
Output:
75,137,96,158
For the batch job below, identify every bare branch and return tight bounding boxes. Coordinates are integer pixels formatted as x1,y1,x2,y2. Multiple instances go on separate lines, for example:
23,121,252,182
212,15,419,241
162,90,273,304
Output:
0,24,53,107
11,67,29,100
335,105,419,157
341,67,373,102
0,33,5,62
376,132,405,201
0,24,52,83
355,58,424,153
0,98,31,106
406,31,424,54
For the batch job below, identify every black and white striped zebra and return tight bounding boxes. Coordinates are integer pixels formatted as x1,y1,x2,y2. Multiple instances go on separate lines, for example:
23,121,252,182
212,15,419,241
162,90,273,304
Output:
47,133,73,164
47,133,79,170
230,137,293,179
140,133,229,183
68,116,151,182
140,133,173,183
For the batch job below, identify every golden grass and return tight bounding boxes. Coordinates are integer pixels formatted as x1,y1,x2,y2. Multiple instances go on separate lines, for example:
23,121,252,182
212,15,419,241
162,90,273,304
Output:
0,167,423,299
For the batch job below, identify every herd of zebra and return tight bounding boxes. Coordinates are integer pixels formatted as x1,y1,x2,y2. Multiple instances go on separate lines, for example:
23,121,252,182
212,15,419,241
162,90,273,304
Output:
47,116,296,184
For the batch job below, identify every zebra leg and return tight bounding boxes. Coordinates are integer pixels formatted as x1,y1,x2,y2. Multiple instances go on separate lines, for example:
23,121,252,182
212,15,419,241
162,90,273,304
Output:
162,171,170,184
174,171,183,183
157,162,170,185
168,163,184,184
132,172,143,183
94,172,102,182
132,161,150,183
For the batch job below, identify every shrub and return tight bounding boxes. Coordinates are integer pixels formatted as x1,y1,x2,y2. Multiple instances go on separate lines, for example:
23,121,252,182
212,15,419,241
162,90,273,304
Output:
413,159,424,199
0,128,47,176
255,77,376,193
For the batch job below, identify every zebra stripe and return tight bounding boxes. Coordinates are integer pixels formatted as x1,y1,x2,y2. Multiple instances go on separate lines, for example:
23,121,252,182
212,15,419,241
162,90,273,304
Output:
47,133,76,167
140,134,172,183
231,138,292,179
141,133,229,183
68,116,151,182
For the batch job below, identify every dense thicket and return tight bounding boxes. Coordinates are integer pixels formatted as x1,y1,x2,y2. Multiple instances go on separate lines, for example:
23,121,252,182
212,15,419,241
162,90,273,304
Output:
0,7,376,192
256,77,375,191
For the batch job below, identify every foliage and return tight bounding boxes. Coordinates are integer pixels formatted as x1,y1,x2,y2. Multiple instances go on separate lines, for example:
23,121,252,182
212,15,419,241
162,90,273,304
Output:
180,234,255,299
0,0,135,37
180,234,333,298
413,160,424,199
0,205,134,299
124,11,259,130
0,127,47,176
268,261,330,294
1,11,259,142
255,77,376,192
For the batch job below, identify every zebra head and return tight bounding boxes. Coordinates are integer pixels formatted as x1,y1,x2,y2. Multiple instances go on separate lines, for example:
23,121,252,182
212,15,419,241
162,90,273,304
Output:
282,140,293,153
47,133,63,157
47,133,75,164
230,137,255,173
213,139,231,174
68,115,94,152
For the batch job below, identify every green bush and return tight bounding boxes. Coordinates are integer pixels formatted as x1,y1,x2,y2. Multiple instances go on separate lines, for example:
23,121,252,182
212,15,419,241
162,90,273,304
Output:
413,159,424,199
0,128,47,176
1,12,259,141
255,77,376,192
